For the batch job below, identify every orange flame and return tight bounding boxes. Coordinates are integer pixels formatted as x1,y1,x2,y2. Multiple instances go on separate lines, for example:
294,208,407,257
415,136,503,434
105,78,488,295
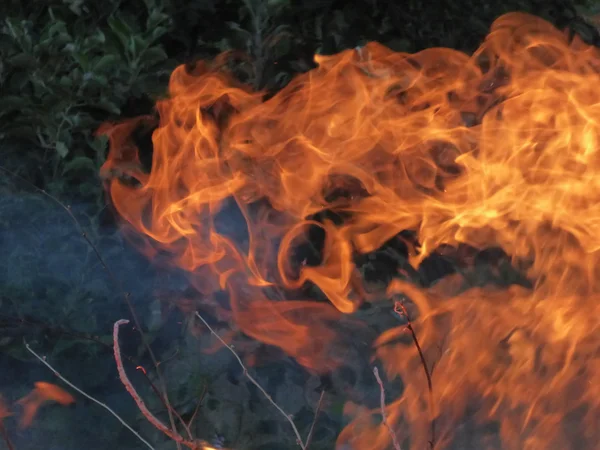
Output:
100,12,600,449
16,382,75,428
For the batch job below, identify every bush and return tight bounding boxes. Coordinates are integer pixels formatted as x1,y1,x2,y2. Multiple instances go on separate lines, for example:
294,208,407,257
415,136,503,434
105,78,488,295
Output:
0,0,174,197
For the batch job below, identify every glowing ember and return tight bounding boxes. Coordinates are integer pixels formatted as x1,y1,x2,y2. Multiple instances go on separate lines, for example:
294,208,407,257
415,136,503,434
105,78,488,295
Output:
99,12,600,449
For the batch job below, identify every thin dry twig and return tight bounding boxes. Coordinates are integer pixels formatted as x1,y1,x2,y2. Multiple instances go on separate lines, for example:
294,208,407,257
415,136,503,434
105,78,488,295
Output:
194,311,318,449
136,365,195,442
304,390,325,450
0,166,182,448
113,320,197,449
187,383,208,430
373,367,402,450
24,341,155,450
394,301,436,449
3,313,192,439
2,166,325,449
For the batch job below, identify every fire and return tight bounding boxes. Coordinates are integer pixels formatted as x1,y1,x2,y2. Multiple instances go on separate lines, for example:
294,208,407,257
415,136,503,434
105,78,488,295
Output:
100,12,600,449
16,382,75,428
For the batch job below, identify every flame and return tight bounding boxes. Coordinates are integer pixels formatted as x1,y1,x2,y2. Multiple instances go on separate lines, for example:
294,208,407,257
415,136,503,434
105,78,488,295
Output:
16,382,75,428
100,12,600,449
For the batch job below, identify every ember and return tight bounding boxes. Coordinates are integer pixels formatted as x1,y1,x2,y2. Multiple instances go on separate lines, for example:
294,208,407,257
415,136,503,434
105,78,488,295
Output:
100,12,600,449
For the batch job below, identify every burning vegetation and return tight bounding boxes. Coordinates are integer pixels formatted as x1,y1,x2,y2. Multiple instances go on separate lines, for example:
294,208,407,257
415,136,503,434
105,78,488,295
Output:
98,12,600,450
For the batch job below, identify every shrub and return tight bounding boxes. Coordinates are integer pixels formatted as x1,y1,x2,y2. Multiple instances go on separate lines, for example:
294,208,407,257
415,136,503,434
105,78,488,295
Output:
0,0,174,197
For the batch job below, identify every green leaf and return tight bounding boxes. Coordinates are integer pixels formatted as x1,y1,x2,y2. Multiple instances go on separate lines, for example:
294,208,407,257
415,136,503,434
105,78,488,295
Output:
2,341,33,362
70,67,82,82
128,35,146,56
138,46,168,69
227,21,252,39
72,51,90,71
58,75,72,87
107,15,133,50
268,0,290,7
0,95,26,115
62,156,96,175
93,54,121,72
8,53,37,68
56,141,69,158
96,99,121,115
90,134,109,150
88,29,106,46
273,71,290,86
89,73,108,87
95,334,113,346
51,338,86,356
47,20,68,38
147,9,169,29
150,26,169,42
64,0,86,15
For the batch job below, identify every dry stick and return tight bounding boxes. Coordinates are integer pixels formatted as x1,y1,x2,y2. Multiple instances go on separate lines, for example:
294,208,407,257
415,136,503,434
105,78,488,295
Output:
0,166,182,448
393,301,436,449
2,167,320,447
138,367,195,442
304,390,325,450
7,317,192,441
187,384,208,431
194,311,312,449
373,367,402,450
24,342,155,450
113,320,196,449
4,314,192,440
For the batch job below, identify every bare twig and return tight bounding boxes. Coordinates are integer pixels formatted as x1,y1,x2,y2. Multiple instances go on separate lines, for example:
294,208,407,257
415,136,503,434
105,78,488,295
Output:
24,341,155,450
136,365,195,442
194,311,317,449
1,165,324,449
187,383,208,430
0,166,182,448
1,313,191,438
373,367,402,450
304,390,325,450
113,320,197,449
393,301,436,449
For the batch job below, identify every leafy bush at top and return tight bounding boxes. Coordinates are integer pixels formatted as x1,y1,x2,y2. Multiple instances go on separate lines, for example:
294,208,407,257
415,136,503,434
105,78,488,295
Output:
0,0,175,197
1,0,598,200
